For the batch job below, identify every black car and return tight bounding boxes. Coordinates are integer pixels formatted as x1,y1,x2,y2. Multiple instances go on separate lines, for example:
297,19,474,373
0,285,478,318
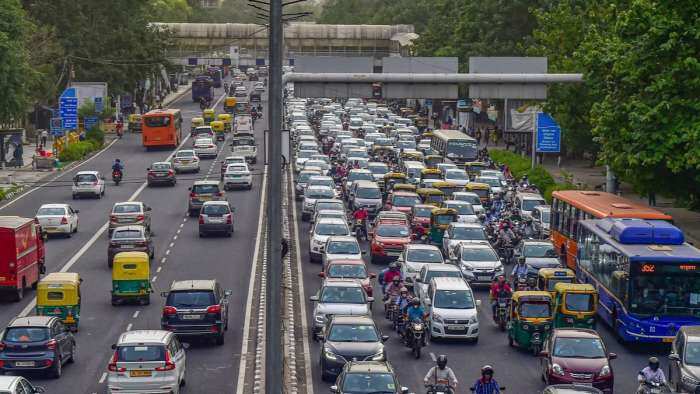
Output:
319,315,388,381
332,361,408,394
0,316,76,378
161,280,232,345
107,225,155,267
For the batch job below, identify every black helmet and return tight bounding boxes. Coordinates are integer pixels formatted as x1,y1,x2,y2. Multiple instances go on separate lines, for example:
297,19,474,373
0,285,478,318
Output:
411,298,420,307
518,256,526,264
481,365,494,376
115,159,121,162
436,355,447,369
649,356,660,371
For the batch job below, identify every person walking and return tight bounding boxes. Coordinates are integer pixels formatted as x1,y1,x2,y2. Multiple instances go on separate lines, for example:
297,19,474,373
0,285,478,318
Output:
40,129,48,148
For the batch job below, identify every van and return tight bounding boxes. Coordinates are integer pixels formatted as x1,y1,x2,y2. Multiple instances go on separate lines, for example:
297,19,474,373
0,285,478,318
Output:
424,277,480,341
515,192,547,218
349,180,382,214
402,161,425,185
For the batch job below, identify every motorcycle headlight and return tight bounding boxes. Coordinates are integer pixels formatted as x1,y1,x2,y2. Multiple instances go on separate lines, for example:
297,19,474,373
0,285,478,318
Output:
323,347,338,361
599,364,611,377
522,324,530,331
315,313,325,324
552,363,565,376
413,323,423,331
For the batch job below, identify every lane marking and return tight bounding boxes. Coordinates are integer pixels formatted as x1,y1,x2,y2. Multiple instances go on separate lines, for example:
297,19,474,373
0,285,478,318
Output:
179,223,184,228
98,372,107,384
151,276,157,283
176,229,181,234
430,352,437,362
161,257,167,263
126,323,132,331
173,235,178,240
132,311,140,318
235,165,268,394
165,250,171,256
169,242,175,248
157,266,162,273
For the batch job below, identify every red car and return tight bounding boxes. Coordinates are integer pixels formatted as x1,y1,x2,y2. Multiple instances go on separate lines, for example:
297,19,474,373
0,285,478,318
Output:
540,329,616,393
385,191,421,214
410,204,434,233
370,220,412,264
319,259,376,297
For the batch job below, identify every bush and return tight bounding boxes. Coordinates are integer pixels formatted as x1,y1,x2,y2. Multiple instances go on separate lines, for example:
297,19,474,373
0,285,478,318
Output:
58,140,100,162
85,126,105,145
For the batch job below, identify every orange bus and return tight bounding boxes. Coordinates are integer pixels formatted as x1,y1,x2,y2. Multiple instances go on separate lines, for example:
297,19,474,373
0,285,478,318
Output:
550,190,672,269
142,109,183,149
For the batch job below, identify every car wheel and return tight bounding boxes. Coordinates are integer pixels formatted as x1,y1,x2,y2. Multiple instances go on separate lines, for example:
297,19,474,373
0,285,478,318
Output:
67,344,76,363
14,284,23,302
226,231,232,237
215,333,225,346
49,356,62,378
72,194,77,200
73,224,78,233
199,231,205,238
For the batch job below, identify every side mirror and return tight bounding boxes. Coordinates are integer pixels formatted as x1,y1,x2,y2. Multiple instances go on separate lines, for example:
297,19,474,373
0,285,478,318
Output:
188,187,192,191
330,385,339,393
146,168,150,171
669,353,680,362
309,295,319,302
367,297,374,303
111,343,117,350
369,273,377,279
608,352,617,360
381,335,390,342
476,299,482,307
146,207,152,211
318,272,326,278
74,209,80,213
538,350,549,357
361,251,367,255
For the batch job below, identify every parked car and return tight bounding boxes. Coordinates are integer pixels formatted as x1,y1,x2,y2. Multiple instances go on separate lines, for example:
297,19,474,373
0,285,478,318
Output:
72,170,105,199
198,201,235,237
35,204,79,236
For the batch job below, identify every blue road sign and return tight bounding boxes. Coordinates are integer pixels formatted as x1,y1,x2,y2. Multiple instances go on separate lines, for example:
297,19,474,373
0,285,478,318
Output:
425,99,433,106
94,97,104,113
84,116,99,131
59,88,78,131
536,112,561,153
50,117,63,136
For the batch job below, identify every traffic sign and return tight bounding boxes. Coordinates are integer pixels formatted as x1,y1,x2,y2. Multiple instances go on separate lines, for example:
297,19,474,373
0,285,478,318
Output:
59,88,78,131
50,117,63,136
536,112,561,153
94,97,103,113
84,116,99,131
425,99,433,106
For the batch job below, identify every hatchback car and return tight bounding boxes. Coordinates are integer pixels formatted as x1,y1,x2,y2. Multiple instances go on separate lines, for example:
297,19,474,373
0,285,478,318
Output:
323,236,363,266
223,163,253,190
442,223,489,259
109,202,152,235
386,191,421,214
193,137,217,159
220,156,247,179
414,264,464,307
444,169,470,187
302,186,336,221
319,315,388,381
331,361,408,394
311,199,346,224
320,259,375,297
515,240,561,276
147,162,176,186
108,226,155,267
198,201,234,237
400,244,444,288
172,149,200,173
309,218,351,263
369,221,412,264
0,376,45,393
452,192,485,215
310,279,372,339
453,242,504,285
669,325,700,393
444,200,479,223
107,330,186,394
540,329,616,393
188,181,224,217
35,203,79,236
72,170,105,199
160,280,232,345
0,316,75,378
424,276,480,341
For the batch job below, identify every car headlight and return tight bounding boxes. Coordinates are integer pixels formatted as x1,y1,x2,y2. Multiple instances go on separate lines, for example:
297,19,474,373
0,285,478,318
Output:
432,313,443,323
468,316,478,324
460,263,473,272
369,348,385,361
375,241,384,247
494,263,503,272
552,363,565,376
315,313,325,324
682,373,700,385
323,347,338,361
599,364,611,377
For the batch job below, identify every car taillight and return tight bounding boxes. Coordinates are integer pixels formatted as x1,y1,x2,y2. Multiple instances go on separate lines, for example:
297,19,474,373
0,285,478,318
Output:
163,306,177,316
206,305,222,315
134,241,146,247
0,342,6,351
107,351,125,372
60,217,68,225
216,192,224,197
225,214,232,224
136,215,145,222
147,171,155,177
155,351,175,371
110,215,117,222
168,170,174,176
190,192,197,197
47,339,57,350
199,215,205,224
209,144,215,149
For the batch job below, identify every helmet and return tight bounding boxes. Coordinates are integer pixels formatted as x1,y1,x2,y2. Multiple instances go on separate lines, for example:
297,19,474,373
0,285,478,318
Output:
481,365,494,376
518,256,526,264
392,277,400,284
436,355,447,369
400,287,408,293
649,356,660,371
115,159,121,163
411,298,420,306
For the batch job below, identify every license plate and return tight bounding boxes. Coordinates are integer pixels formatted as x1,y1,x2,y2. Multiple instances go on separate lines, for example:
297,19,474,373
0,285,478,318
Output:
447,325,465,330
121,245,135,249
386,251,401,256
477,275,491,280
182,314,202,320
130,370,152,377
44,227,57,231
15,361,35,367
209,218,224,223
199,196,211,201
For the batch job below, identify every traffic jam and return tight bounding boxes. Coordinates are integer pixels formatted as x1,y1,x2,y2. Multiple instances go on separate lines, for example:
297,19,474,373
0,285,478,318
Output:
289,91,700,394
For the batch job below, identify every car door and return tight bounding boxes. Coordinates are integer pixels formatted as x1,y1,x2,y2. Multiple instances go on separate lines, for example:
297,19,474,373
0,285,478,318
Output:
169,337,186,383
67,206,78,228
670,332,684,386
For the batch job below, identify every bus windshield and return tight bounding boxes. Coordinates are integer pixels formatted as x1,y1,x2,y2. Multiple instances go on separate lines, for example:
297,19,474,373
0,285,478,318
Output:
447,140,477,160
629,263,700,317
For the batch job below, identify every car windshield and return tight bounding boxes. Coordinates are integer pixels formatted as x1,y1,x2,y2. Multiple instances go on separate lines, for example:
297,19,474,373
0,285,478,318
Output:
451,227,486,240
546,278,573,291
309,179,334,188
461,248,498,262
37,207,66,216
376,225,410,238
192,184,219,194
167,291,215,308
297,151,315,158
434,290,475,309
316,223,349,236
176,151,195,158
393,195,421,207
75,174,97,182
541,212,551,223
447,203,475,215
327,241,360,254
477,178,500,187
152,163,170,170
4,327,49,342
316,202,344,211
202,204,230,215
369,165,388,175
117,345,166,362
413,206,433,217
113,230,143,239
685,342,700,366
446,170,468,180
113,204,141,214
328,324,378,342
342,373,396,393
348,172,374,182
307,189,335,199
523,244,556,258
407,249,443,263
375,139,393,146
519,302,551,318
522,199,546,211
553,337,606,358
356,188,381,199
328,264,367,278
320,286,365,304
298,172,318,183
565,293,594,312
455,195,481,205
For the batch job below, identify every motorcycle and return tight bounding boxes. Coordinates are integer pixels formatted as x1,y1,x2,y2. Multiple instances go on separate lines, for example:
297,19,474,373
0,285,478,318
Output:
425,383,454,394
404,320,426,359
353,219,367,241
638,381,672,394
494,297,509,331
385,302,399,321
393,310,406,333
112,170,123,186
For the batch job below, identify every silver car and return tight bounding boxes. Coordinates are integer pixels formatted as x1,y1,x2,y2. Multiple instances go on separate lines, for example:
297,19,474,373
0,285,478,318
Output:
309,218,351,263
301,186,335,221
453,242,504,285
198,201,234,237
400,244,444,288
322,236,363,266
172,150,200,173
309,279,372,339
442,223,489,259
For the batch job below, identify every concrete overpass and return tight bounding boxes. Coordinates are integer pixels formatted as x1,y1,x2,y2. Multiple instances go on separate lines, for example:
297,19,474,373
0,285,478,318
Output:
154,22,418,61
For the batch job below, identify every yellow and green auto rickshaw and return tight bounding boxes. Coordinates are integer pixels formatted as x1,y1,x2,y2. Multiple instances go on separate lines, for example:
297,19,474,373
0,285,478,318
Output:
191,117,205,135
420,168,442,184
507,291,554,355
203,108,216,123
218,113,233,133
383,172,408,193
429,208,457,245
127,114,142,133
210,120,225,141
36,272,82,331
422,130,435,139
416,188,445,207
464,161,490,179
465,182,491,205
537,268,576,297
553,283,598,329
400,151,424,166
223,96,237,113
432,181,460,199
424,155,444,169
111,251,152,306
392,184,417,194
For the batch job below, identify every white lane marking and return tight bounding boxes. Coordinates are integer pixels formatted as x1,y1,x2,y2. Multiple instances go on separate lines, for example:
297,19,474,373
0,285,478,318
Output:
126,323,132,331
176,229,181,234
430,352,437,362
289,163,314,394
0,138,119,211
173,235,178,240
179,223,184,228
151,276,157,283
132,311,140,319
98,372,107,384
161,257,167,263
157,266,162,273
235,165,268,394
169,242,175,247
165,250,171,256
183,218,188,222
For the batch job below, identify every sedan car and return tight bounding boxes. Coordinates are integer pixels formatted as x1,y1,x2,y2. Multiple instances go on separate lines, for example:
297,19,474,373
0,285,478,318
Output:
515,240,561,275
323,236,363,266
320,259,375,297
147,162,176,186
444,200,479,223
193,137,217,159
453,242,504,285
319,315,388,381
71,170,105,199
108,225,154,267
332,361,408,394
172,149,200,173
109,201,152,235
302,186,336,221
35,204,79,236
309,218,351,263
400,244,444,288
220,156,247,179
223,163,253,190
198,201,234,237
310,279,372,339
540,329,616,393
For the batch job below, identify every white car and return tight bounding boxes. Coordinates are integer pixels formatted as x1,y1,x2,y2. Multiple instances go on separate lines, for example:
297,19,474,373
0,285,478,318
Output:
414,264,463,308
442,223,489,259
172,149,200,173
308,218,351,262
295,150,317,171
234,86,247,97
474,176,503,194
322,236,363,266
400,244,444,288
72,170,105,199
193,138,217,158
424,277,480,341
35,203,79,235
452,192,485,216
0,376,44,394
444,200,480,223
223,163,253,190
444,169,470,187
301,186,336,221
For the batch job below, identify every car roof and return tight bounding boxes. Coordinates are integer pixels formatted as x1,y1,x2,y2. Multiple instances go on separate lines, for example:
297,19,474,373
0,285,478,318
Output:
8,315,55,327
315,199,343,204
552,328,601,339
323,278,363,287
450,222,483,228
202,200,230,206
39,203,69,208
518,192,546,200
522,240,554,246
114,201,143,207
346,361,393,373
193,180,220,185
459,242,495,250
169,280,216,291
679,325,700,339
327,258,365,265
405,244,441,251
425,264,460,272
113,225,146,232
76,170,99,175
327,235,358,243
430,276,469,290
316,218,347,225
117,329,172,345
330,315,375,325
177,149,196,153
151,161,171,166
353,180,378,187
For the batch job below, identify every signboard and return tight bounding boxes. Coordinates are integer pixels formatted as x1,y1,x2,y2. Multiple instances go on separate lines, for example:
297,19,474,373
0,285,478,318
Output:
94,97,103,113
50,117,63,136
536,112,561,153
59,88,78,131
84,116,99,131
425,99,433,106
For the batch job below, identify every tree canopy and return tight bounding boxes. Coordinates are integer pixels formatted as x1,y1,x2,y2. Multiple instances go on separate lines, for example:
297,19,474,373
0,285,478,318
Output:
0,0,35,123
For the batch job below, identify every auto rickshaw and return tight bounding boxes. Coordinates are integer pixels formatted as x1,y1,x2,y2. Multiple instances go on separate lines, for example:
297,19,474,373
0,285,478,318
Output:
552,283,598,329
210,120,225,141
203,108,216,123
416,188,445,207
127,114,142,133
400,151,424,166
428,208,457,245
420,168,442,184
372,146,396,162
36,272,82,331
383,172,408,193
465,183,491,205
392,184,417,193
111,251,152,306
422,131,435,139
464,161,490,179
507,291,554,355
537,268,576,297
424,155,444,169
191,117,205,135
432,181,460,198
223,96,237,113
218,113,233,132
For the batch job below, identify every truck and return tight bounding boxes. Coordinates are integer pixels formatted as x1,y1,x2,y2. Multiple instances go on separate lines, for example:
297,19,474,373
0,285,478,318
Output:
0,217,46,301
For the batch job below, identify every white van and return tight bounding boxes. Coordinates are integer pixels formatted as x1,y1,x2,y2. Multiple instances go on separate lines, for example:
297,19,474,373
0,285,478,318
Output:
424,277,480,341
515,192,547,218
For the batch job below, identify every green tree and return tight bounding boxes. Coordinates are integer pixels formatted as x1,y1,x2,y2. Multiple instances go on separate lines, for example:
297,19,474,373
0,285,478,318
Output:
149,0,192,22
0,0,35,123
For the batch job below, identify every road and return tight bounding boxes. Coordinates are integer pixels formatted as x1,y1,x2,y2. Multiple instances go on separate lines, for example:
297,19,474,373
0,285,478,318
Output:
294,199,670,393
0,81,266,393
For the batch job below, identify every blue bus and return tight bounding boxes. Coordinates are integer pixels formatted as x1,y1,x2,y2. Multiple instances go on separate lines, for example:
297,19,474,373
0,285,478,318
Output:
576,218,700,343
207,67,222,88
192,76,214,103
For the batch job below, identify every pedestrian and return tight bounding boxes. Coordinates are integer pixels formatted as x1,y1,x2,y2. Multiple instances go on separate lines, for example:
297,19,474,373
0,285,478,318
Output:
648,191,657,207
484,129,490,146
281,238,289,260
40,129,48,147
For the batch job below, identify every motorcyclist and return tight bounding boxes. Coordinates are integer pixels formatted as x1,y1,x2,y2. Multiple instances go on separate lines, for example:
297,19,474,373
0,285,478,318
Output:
383,276,402,305
508,208,523,224
472,365,500,394
112,159,124,175
406,297,426,322
511,256,529,285
352,206,369,240
637,357,667,393
494,221,516,251
394,287,411,332
383,262,402,286
489,275,512,317
424,355,458,394
522,216,537,239
199,97,207,111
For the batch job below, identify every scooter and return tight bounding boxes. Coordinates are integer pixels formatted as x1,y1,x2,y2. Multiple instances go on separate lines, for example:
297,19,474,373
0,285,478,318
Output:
638,381,672,394
112,170,123,186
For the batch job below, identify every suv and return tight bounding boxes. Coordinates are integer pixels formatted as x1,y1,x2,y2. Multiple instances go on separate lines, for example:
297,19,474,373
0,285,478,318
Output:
531,205,552,237
0,316,76,378
108,330,186,393
72,170,105,199
160,280,232,345
188,180,224,217
424,277,480,341
349,181,382,214
199,201,235,237
309,279,373,339
332,361,408,394
109,201,152,235
516,192,547,218
309,218,351,263
414,264,465,320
